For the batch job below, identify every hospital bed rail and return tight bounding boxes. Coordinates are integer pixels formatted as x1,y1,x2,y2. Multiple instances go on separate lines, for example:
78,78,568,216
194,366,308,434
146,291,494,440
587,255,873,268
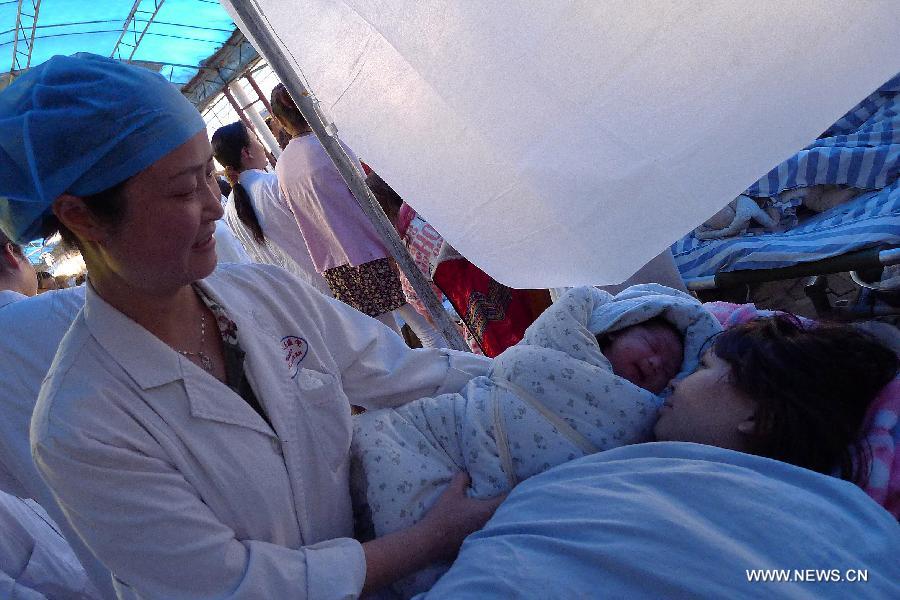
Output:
684,246,900,291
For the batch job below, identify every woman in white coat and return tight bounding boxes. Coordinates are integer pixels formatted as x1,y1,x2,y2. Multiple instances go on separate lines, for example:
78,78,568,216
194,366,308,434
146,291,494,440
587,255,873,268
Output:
0,54,499,599
211,121,332,296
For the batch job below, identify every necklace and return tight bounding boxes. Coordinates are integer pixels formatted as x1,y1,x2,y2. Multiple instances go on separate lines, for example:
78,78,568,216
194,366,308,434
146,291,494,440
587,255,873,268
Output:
177,312,213,372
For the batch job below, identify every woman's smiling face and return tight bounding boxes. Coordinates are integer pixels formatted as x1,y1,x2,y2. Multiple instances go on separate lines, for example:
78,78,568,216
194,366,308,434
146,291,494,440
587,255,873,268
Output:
653,349,757,450
97,132,223,292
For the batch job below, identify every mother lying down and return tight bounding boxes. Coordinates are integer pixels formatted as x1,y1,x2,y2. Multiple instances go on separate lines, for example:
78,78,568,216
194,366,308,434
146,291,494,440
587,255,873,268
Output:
353,286,898,597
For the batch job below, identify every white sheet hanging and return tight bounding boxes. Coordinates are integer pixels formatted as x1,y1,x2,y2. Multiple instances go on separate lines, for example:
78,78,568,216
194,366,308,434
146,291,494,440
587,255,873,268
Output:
223,0,900,287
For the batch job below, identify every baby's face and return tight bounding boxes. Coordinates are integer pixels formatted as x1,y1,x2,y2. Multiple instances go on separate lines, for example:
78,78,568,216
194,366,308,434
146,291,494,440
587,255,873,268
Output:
603,322,684,394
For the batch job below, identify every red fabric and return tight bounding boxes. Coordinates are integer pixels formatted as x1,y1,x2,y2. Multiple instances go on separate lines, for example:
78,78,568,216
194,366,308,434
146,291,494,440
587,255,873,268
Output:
433,258,536,357
396,203,416,239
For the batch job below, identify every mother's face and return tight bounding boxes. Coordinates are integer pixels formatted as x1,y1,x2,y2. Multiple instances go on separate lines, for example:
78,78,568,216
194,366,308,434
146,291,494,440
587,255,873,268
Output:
653,349,757,451
98,132,223,292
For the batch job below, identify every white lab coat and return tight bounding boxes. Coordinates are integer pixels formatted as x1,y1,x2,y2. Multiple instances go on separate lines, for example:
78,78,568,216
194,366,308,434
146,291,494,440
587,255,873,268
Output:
213,219,252,265
225,169,332,295
31,263,490,600
0,287,111,599
0,288,26,309
0,490,98,599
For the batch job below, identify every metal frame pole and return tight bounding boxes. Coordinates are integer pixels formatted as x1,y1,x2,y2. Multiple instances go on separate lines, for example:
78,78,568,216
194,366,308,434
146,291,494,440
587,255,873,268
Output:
229,79,282,160
244,71,273,114
23,0,41,69
110,0,166,62
683,246,900,291
8,0,40,82
222,86,278,167
227,1,470,351
10,0,23,72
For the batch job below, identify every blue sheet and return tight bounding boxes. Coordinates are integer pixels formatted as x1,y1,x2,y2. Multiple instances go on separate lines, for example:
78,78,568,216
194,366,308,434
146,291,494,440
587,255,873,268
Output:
748,73,900,197
419,443,900,599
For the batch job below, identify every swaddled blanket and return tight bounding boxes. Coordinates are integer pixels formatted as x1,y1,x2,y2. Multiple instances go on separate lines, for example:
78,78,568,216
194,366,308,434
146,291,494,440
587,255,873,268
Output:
351,284,722,596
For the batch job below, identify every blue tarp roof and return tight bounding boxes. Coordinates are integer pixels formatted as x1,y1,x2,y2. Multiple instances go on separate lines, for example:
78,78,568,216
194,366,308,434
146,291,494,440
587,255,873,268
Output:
1,0,235,88
1,0,239,264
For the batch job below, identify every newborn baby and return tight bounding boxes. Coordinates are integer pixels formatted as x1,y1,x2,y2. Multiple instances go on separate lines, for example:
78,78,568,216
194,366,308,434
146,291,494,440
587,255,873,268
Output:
598,318,685,394
351,284,721,597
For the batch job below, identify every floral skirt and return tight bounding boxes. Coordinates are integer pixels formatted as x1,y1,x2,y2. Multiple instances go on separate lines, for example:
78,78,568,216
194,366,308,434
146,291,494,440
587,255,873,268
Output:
323,257,405,317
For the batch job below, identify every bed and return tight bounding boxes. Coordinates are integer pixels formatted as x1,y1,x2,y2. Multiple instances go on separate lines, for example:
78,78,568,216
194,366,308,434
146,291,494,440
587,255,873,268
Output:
415,302,900,599
672,73,900,292
673,179,900,287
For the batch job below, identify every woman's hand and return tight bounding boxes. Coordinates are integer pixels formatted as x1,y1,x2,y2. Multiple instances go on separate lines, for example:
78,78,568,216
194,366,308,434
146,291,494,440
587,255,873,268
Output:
362,472,505,592
418,472,506,562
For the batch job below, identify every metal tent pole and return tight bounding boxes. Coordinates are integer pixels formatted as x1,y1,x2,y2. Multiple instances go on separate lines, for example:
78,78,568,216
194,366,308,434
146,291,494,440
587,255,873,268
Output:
244,71,273,114
222,86,278,167
228,79,282,160
228,1,470,351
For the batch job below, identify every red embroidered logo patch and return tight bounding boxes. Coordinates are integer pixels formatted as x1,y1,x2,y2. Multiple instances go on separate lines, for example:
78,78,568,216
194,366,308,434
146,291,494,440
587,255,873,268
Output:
281,336,308,378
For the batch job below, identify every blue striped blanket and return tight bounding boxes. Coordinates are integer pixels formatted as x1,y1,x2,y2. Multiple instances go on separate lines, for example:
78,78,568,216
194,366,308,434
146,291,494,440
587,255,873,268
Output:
674,180,900,278
749,73,899,197
674,73,900,279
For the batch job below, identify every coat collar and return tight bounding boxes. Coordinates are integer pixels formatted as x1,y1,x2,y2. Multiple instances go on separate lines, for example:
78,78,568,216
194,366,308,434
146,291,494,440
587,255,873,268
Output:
84,275,284,438
198,273,293,439
0,289,27,309
83,282,184,390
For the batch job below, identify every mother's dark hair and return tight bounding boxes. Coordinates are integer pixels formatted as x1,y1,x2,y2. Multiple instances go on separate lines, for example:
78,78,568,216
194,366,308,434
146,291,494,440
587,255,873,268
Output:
712,314,897,483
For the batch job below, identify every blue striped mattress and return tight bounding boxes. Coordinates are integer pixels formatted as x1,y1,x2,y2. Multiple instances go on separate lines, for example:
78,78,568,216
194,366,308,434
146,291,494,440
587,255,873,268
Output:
673,73,900,280
673,179,900,279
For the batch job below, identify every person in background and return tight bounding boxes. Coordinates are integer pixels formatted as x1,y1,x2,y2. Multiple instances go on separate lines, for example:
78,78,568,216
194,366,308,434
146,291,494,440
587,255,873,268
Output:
0,231,37,307
431,245,552,357
0,191,100,600
271,84,408,333
265,115,291,151
212,217,252,265
0,486,99,598
365,171,450,348
216,175,231,198
35,271,58,294
364,172,550,356
211,121,331,295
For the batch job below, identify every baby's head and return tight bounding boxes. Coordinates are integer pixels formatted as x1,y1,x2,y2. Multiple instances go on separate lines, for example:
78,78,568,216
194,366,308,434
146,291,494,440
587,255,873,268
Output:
597,318,684,394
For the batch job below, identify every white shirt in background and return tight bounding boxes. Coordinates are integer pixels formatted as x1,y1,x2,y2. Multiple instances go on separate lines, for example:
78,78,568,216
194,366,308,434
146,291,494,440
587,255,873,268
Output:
0,287,109,599
214,218,251,265
225,169,332,295
0,289,26,309
0,490,98,599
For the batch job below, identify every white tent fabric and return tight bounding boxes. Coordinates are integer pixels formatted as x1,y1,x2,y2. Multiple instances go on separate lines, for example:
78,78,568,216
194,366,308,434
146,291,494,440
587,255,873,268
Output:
223,0,900,287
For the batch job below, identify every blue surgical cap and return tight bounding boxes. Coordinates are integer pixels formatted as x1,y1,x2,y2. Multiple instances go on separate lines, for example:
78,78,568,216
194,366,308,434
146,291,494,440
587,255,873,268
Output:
0,53,206,244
